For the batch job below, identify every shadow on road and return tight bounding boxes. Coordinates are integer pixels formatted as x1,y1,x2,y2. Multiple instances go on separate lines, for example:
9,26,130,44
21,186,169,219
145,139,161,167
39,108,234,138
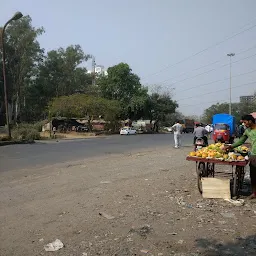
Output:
196,234,256,256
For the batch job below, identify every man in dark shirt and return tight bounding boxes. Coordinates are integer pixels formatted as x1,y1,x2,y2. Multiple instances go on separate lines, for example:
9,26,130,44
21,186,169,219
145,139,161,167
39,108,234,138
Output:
193,123,208,146
225,115,256,199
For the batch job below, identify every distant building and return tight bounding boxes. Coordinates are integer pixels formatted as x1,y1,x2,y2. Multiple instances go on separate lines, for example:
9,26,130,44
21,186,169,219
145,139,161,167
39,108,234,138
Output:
240,95,255,102
87,65,108,76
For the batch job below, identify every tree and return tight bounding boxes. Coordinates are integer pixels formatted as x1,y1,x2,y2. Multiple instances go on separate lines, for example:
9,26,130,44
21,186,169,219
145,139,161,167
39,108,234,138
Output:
22,45,91,121
0,15,44,123
145,92,178,132
98,63,150,121
40,45,90,97
98,63,145,103
163,111,185,127
49,94,121,131
201,100,256,124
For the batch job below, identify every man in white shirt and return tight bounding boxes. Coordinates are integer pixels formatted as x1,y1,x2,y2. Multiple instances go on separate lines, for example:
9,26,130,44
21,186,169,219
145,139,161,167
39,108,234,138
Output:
205,124,211,139
172,120,183,148
205,124,211,133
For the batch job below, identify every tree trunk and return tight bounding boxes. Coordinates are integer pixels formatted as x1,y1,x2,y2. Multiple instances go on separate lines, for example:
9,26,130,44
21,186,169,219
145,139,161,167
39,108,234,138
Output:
14,92,20,124
8,102,13,124
153,120,159,132
150,119,153,131
88,116,93,132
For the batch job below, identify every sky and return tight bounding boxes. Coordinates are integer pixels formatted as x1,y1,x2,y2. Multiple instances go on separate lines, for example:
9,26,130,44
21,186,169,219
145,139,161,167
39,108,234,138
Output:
1,0,256,117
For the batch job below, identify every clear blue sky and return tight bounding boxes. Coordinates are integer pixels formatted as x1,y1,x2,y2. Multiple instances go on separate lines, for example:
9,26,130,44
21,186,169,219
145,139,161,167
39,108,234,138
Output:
1,0,256,117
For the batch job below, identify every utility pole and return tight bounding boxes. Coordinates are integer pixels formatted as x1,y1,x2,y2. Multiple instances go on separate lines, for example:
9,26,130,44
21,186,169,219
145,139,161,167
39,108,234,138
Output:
91,55,96,86
227,53,235,115
1,12,23,139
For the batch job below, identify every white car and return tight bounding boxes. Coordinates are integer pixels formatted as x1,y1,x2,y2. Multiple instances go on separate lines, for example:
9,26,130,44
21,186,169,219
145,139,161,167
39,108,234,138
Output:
120,127,137,135
165,127,173,132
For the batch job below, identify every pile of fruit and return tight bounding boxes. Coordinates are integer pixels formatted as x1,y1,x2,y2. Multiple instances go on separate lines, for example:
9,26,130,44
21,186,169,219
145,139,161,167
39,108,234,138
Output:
188,143,248,161
234,145,249,154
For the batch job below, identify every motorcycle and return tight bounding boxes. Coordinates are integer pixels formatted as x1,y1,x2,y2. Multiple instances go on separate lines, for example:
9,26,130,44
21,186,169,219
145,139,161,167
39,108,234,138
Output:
194,137,206,151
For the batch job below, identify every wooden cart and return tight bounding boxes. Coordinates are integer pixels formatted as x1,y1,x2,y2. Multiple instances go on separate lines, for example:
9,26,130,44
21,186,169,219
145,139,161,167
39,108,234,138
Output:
186,156,248,198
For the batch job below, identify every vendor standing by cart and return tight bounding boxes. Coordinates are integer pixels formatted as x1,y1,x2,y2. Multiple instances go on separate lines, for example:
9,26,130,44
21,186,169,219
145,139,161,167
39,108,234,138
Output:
225,115,256,199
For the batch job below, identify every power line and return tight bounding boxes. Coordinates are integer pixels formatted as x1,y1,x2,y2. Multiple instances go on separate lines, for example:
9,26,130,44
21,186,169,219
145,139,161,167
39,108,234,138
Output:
142,18,256,80
176,80,256,102
179,97,240,108
154,44,256,85
175,68,256,93
158,52,256,86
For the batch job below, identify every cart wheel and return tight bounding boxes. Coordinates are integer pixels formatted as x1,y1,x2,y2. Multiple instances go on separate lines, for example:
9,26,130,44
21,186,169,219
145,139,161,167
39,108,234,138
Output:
197,172,203,194
206,163,215,177
197,162,205,194
198,162,206,177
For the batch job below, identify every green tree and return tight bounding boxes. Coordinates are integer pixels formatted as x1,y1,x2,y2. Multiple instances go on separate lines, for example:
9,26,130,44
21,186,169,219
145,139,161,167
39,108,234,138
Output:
145,92,178,132
202,102,248,124
163,111,185,127
49,94,121,131
0,15,44,123
23,45,91,121
98,62,149,120
37,44,90,97
98,63,145,102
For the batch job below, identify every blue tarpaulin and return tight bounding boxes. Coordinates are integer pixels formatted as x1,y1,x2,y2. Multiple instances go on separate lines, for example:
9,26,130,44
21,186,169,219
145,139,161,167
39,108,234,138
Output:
212,113,236,135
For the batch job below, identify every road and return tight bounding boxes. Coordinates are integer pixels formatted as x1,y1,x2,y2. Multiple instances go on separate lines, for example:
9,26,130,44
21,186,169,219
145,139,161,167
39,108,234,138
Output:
1,136,255,256
0,133,193,172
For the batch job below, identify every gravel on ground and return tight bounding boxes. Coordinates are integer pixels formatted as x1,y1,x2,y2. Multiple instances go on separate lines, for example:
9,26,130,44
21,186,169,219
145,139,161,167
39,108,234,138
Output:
0,145,256,256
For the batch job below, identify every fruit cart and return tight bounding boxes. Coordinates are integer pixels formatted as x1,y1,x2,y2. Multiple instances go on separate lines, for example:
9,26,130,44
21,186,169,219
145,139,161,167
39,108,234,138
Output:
186,156,248,198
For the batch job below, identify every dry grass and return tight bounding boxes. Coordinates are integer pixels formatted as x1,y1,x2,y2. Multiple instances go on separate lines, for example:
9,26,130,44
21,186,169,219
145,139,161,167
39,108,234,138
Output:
40,131,99,139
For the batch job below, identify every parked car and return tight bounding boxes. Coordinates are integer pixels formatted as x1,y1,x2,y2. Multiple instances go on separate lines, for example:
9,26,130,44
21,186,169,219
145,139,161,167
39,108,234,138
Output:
120,127,137,135
76,125,89,132
164,127,173,132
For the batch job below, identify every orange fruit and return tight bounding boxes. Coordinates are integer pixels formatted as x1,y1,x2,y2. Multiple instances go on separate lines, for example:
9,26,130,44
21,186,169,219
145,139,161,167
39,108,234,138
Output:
202,153,208,158
237,156,244,161
196,152,202,157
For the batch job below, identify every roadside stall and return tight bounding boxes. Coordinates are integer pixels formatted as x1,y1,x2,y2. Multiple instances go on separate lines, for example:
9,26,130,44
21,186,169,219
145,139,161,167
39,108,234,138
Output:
186,143,249,198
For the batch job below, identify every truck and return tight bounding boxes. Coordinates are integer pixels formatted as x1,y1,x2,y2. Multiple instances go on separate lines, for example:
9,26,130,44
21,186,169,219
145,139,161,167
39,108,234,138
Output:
179,119,194,133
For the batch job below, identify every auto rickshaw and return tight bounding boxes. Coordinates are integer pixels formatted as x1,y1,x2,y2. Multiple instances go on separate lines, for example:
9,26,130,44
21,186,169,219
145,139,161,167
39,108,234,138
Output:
212,114,235,144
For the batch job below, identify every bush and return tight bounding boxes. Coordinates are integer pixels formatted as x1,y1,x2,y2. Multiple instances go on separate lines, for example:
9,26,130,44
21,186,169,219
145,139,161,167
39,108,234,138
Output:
33,121,45,132
12,123,41,141
0,136,10,141
104,120,121,133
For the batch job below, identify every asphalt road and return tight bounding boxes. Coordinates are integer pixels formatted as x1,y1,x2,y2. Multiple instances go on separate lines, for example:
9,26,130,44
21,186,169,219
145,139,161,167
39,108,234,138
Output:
0,133,194,172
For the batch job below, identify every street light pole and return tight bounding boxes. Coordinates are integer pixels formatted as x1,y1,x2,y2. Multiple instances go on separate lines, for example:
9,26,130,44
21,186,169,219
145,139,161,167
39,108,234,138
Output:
227,53,235,115
92,55,96,86
1,12,23,139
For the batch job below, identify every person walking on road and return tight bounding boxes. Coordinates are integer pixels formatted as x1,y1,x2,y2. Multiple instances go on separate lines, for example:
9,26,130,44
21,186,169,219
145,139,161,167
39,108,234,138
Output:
172,120,183,148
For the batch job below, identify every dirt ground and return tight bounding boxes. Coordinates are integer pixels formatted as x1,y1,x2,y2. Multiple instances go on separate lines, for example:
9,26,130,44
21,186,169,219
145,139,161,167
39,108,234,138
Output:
0,146,256,256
